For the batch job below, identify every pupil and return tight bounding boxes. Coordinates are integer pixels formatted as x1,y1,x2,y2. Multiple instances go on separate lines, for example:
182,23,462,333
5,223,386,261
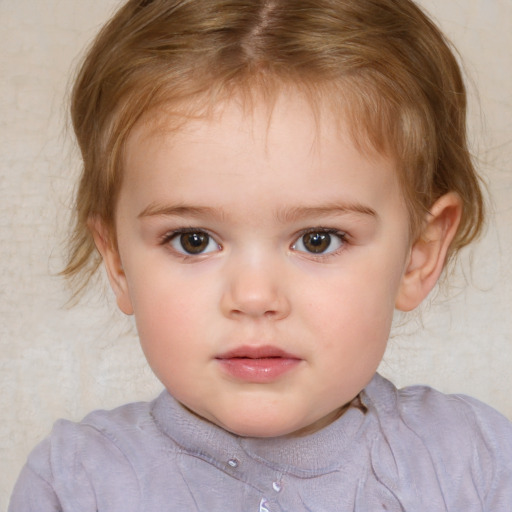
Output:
304,232,330,253
181,233,208,254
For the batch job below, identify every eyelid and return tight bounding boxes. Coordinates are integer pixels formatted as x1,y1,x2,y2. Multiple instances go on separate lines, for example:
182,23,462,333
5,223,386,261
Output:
291,227,348,256
160,226,218,242
161,227,222,256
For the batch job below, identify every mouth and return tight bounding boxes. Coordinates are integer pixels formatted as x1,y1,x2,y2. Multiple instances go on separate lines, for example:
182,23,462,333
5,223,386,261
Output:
215,345,302,383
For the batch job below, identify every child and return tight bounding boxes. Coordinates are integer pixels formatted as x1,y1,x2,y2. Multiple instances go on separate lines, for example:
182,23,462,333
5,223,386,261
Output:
9,0,512,510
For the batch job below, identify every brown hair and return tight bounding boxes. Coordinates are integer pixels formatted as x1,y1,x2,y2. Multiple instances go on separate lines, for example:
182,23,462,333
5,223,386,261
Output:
65,0,485,290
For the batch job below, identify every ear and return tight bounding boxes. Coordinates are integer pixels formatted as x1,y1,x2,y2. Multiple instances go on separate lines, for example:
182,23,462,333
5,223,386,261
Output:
88,217,134,315
395,192,462,312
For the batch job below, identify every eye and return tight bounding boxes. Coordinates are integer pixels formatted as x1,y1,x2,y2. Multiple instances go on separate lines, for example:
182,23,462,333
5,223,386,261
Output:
292,230,345,255
168,230,220,255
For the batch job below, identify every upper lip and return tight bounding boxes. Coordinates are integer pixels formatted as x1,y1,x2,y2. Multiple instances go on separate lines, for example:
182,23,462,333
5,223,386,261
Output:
215,345,300,360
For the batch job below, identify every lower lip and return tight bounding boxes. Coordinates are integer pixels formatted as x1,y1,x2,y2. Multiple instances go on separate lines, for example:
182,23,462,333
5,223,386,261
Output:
217,357,301,383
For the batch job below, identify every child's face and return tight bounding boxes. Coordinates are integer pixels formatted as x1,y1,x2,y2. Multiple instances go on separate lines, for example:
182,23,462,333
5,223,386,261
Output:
109,91,413,437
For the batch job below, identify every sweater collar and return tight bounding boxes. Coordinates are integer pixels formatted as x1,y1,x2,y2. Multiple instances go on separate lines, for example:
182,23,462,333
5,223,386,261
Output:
151,373,394,477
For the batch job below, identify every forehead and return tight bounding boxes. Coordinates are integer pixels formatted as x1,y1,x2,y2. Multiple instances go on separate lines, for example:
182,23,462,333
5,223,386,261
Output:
125,86,393,173
120,91,405,222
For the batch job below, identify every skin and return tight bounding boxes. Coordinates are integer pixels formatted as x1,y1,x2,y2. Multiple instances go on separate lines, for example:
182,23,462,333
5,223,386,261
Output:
93,91,461,438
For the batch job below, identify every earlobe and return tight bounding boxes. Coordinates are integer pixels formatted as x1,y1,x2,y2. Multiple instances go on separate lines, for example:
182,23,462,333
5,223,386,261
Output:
395,192,462,312
88,217,134,315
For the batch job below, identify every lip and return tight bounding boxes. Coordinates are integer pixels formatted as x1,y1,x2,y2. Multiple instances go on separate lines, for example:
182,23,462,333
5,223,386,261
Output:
215,345,302,383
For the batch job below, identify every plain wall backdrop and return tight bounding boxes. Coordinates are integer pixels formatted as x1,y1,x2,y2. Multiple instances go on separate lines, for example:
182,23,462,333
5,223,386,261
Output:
1,0,511,508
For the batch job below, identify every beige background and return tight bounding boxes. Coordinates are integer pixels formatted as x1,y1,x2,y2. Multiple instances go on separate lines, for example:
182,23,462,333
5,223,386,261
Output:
1,0,511,508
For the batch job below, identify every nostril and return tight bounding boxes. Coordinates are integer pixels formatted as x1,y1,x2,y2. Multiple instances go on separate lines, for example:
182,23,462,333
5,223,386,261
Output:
220,270,291,320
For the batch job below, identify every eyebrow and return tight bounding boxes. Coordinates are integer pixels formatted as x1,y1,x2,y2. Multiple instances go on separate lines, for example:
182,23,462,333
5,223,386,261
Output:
275,203,377,223
138,204,226,220
138,202,377,222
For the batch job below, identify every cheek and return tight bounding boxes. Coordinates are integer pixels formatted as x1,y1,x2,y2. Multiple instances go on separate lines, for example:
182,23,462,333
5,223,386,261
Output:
300,256,402,344
130,283,212,390
309,259,401,311
126,267,214,352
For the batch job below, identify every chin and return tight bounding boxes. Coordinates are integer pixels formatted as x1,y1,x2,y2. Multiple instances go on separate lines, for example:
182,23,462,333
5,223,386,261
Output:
225,423,296,439
213,412,307,438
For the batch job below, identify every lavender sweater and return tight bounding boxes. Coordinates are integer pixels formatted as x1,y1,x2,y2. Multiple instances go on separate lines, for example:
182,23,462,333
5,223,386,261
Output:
9,374,512,511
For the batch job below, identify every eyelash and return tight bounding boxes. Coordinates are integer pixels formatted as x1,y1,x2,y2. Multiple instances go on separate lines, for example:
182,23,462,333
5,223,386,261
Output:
160,228,221,257
291,228,348,258
159,227,348,258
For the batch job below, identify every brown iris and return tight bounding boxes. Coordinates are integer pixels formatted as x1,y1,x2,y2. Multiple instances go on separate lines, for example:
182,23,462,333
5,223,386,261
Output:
179,232,210,254
302,232,332,253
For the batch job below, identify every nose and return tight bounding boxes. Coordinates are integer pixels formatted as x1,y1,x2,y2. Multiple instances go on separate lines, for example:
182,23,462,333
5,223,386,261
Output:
220,256,291,320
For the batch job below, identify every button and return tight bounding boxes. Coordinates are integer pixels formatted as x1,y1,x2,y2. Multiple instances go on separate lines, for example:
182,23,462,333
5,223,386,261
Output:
272,481,282,493
227,458,239,468
259,498,270,512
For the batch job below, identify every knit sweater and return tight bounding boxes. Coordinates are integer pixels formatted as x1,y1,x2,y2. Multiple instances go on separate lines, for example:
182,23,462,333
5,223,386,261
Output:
9,374,512,511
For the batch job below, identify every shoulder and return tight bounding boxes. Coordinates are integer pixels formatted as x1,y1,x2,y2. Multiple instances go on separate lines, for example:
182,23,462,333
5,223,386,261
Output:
44,396,156,463
396,380,512,455
13,393,172,511
367,373,512,444
47,392,180,475
401,381,512,504
364,374,512,507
